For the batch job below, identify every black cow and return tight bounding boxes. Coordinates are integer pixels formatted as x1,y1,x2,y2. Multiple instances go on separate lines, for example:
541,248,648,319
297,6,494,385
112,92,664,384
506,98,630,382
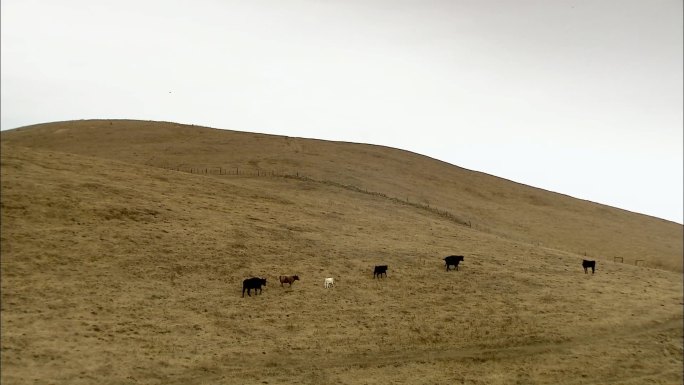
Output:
582,260,596,274
444,255,464,271
373,265,388,278
242,277,267,297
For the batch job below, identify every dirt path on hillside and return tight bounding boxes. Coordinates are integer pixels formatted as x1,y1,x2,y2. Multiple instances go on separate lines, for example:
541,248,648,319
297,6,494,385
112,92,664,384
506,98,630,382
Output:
178,315,682,384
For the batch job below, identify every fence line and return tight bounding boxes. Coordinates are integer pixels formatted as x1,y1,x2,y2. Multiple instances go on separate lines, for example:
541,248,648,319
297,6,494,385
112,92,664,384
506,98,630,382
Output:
165,167,282,176
161,165,472,228
158,165,656,267
282,174,473,228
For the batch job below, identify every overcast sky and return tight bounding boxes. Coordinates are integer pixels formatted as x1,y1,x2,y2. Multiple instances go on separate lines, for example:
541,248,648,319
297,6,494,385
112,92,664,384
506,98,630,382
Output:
1,0,682,223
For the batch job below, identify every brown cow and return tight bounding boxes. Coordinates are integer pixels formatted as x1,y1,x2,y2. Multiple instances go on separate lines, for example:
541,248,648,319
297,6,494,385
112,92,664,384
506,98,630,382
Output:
279,275,300,287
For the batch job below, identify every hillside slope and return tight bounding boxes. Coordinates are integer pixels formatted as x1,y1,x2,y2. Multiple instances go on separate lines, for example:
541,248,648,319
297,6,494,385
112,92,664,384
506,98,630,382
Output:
1,119,681,271
1,141,682,385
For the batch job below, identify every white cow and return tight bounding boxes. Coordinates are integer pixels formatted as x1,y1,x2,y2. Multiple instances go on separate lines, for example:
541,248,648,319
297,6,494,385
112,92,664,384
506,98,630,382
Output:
324,277,334,288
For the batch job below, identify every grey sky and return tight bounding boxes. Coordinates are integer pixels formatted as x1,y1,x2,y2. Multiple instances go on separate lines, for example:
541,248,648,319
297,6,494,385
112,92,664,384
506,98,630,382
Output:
2,0,682,223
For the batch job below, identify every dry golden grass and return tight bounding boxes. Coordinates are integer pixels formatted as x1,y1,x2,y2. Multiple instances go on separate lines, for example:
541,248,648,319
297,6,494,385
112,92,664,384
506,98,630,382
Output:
1,120,682,384
3,120,681,272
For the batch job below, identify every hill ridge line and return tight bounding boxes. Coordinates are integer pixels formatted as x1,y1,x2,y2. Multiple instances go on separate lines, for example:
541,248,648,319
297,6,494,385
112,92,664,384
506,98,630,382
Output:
3,120,682,272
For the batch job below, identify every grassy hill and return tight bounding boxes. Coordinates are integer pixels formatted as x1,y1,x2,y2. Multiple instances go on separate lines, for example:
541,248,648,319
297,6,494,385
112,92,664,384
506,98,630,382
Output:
2,119,681,271
1,119,682,384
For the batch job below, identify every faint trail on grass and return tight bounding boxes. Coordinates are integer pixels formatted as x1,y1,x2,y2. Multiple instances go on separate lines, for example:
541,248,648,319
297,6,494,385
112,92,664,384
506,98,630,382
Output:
165,165,474,229
279,174,473,228
216,315,682,373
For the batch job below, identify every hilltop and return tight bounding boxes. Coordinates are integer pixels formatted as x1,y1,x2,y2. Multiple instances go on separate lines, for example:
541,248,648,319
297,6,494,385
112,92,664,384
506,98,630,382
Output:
2,119,681,271
1,119,682,384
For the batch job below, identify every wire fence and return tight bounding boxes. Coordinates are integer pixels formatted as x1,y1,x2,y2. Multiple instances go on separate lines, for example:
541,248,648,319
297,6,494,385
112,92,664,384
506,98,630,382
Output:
159,164,649,268
163,166,280,176
160,165,473,228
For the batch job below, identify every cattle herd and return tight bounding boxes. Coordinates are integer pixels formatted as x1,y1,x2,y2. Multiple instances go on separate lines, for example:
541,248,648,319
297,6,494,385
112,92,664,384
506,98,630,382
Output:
241,256,599,297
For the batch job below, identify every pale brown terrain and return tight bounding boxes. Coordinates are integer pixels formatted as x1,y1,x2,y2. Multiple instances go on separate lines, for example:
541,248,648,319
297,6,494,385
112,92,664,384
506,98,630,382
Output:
1,120,682,384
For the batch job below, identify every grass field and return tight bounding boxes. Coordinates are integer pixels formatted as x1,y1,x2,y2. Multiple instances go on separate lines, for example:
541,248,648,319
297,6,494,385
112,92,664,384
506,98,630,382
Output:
1,120,682,384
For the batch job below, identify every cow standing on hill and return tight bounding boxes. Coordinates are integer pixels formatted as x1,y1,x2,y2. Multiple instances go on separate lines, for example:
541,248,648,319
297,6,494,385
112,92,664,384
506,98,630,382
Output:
373,265,388,278
582,260,596,274
279,275,299,287
242,277,267,297
444,255,464,271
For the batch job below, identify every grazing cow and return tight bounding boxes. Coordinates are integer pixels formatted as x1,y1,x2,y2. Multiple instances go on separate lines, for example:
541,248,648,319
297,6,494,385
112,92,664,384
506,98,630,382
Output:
373,265,388,278
444,255,464,271
242,277,267,297
582,259,596,274
324,277,334,288
279,275,299,287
